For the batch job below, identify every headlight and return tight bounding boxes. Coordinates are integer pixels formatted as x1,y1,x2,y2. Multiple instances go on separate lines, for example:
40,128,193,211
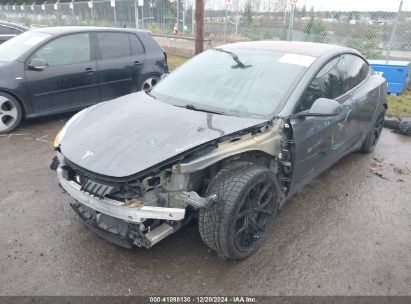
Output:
53,108,89,148
53,128,64,148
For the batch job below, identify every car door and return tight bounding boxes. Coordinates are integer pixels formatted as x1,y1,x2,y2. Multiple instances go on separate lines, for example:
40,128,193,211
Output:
290,56,354,188
333,54,374,155
24,32,98,114
94,32,145,101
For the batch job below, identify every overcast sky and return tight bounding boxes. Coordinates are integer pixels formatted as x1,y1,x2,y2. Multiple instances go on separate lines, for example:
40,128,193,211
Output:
301,0,410,12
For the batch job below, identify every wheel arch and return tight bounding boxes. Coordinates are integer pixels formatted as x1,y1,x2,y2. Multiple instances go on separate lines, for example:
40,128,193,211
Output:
0,89,27,118
211,150,278,172
179,119,293,201
187,150,282,198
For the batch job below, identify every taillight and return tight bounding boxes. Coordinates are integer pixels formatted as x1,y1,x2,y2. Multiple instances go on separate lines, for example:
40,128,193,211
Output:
163,51,168,66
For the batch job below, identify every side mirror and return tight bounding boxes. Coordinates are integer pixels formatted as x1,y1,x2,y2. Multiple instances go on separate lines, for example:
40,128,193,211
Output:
307,98,342,117
28,57,48,71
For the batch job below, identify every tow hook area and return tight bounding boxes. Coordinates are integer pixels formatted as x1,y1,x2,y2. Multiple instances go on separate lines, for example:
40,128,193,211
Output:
169,191,217,209
71,202,178,249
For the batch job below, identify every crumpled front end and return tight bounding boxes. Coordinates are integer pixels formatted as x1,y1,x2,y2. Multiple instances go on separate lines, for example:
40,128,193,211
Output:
53,153,216,249
52,117,285,249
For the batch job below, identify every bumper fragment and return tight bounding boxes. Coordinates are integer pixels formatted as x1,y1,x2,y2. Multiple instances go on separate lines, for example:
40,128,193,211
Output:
57,168,186,224
71,201,177,249
71,202,134,249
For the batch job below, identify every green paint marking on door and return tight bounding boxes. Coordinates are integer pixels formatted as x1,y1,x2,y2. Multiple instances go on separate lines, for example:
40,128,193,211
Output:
345,108,353,121
331,134,344,150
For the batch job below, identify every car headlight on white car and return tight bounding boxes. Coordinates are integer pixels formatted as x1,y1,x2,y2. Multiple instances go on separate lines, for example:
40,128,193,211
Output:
54,108,89,148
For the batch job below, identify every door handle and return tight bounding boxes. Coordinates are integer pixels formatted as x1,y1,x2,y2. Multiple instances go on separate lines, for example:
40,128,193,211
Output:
84,67,95,74
134,61,142,66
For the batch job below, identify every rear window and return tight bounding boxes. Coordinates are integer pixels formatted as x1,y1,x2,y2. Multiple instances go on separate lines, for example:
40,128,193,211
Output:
128,34,144,55
97,32,131,59
0,25,14,35
339,54,370,92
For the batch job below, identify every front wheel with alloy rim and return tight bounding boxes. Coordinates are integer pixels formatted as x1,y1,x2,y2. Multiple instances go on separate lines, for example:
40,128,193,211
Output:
359,110,385,153
138,75,160,92
0,92,23,134
199,162,279,260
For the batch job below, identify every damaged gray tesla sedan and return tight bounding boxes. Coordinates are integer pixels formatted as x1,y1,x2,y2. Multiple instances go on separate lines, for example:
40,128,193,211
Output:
52,41,387,260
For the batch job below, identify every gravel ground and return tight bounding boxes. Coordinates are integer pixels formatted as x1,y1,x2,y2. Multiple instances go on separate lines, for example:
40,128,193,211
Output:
1,114,410,296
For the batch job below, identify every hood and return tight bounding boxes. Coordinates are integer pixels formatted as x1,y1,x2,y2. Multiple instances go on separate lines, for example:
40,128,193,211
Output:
60,92,267,178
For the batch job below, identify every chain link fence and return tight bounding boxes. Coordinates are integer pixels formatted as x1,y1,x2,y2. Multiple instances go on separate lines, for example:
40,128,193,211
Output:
1,0,410,60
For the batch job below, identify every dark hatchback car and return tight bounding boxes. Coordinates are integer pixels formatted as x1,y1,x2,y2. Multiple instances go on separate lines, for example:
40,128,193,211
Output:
0,20,28,44
0,26,168,133
53,41,387,260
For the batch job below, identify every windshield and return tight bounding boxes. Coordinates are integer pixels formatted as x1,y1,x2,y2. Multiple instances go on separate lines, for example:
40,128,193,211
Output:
151,49,312,117
0,30,51,62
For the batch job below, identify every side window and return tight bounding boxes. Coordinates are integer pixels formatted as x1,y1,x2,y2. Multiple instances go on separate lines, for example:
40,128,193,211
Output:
296,57,344,113
128,34,144,55
10,28,23,35
97,32,131,59
338,54,370,92
33,33,91,66
0,25,14,35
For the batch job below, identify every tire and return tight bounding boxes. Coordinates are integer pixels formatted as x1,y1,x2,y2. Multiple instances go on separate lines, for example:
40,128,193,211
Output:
137,75,160,92
0,92,23,134
198,162,279,260
359,110,385,154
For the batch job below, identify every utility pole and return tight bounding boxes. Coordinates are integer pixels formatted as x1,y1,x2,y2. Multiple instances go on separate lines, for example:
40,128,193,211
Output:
191,0,195,35
195,0,203,54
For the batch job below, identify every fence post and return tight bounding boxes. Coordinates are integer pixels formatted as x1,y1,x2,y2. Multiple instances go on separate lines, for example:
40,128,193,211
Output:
134,0,139,29
88,0,93,25
224,3,228,43
111,0,117,27
20,4,24,23
53,2,58,25
70,1,74,25
287,2,295,41
176,0,179,31
385,0,403,62
30,3,34,26
41,3,46,25
141,0,144,28
182,0,185,31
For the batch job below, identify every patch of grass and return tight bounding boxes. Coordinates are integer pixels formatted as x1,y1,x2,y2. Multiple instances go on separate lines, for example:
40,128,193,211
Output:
167,54,189,71
387,92,411,118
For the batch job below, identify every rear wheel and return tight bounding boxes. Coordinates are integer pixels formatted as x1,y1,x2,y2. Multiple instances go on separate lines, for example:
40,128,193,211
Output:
138,75,160,92
359,111,385,153
0,92,22,134
199,162,279,260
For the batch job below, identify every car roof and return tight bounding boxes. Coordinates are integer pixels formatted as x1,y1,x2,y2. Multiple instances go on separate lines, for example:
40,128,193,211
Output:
31,26,148,36
0,20,29,30
222,41,352,57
